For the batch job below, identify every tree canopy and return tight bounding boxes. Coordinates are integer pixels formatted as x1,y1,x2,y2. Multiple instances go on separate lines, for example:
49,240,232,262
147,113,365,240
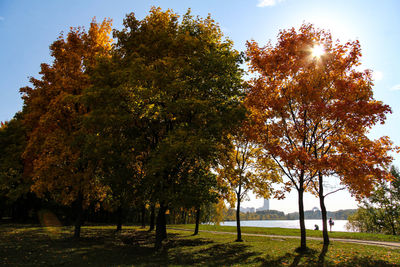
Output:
83,7,246,248
245,23,395,249
0,113,28,203
19,18,113,237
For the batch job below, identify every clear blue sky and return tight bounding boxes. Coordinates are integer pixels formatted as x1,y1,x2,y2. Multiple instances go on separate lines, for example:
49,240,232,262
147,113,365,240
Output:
1,0,399,213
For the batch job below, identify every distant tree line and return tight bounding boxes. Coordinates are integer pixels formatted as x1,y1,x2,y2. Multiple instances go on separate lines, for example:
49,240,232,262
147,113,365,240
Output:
286,209,356,220
223,209,356,221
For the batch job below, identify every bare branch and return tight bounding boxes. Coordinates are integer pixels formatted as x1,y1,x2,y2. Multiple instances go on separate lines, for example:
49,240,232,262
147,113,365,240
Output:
324,186,346,197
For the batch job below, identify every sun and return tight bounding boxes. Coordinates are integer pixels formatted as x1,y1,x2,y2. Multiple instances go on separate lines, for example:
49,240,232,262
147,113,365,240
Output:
311,45,325,58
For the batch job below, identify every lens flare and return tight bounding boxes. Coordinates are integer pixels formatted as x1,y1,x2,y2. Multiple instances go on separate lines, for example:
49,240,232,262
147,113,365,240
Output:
38,209,62,239
311,45,324,58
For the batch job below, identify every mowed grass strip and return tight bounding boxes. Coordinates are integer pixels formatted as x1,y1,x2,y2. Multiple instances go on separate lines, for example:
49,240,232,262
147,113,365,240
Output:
0,224,399,266
170,223,400,243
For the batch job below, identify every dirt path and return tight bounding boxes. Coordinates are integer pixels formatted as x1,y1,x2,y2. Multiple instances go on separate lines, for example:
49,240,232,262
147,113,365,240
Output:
168,227,400,249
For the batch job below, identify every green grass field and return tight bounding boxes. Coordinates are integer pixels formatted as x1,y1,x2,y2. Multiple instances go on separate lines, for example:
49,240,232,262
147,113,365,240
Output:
1,224,399,266
170,224,400,242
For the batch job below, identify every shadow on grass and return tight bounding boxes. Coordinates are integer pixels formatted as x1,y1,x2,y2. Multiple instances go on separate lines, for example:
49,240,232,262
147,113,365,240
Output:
162,242,261,266
1,226,399,266
97,231,260,266
255,247,319,267
166,236,214,247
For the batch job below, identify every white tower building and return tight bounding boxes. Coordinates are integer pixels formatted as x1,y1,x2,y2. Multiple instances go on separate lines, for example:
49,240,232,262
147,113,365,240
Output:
257,198,270,211
263,198,270,210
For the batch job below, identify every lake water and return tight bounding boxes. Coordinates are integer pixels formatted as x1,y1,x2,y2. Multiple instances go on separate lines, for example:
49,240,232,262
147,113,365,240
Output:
221,219,353,232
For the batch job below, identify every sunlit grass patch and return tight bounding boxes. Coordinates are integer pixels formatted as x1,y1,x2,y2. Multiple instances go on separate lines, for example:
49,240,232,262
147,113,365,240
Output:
170,223,400,243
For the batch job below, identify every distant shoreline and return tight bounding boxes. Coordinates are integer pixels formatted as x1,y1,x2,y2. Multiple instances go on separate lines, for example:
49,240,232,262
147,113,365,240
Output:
223,209,357,221
220,219,352,232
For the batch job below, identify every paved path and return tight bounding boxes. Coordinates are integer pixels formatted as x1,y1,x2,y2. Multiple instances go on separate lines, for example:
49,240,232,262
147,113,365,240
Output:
168,227,400,249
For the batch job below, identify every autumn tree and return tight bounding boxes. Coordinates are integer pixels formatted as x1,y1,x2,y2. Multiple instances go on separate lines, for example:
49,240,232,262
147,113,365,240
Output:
0,113,37,220
110,7,245,249
164,159,220,234
246,23,394,250
20,19,113,238
216,132,280,242
0,114,27,204
174,161,220,235
82,55,146,231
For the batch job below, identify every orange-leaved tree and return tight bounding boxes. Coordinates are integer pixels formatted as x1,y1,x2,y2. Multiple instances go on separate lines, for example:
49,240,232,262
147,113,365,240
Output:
20,19,113,238
245,23,395,250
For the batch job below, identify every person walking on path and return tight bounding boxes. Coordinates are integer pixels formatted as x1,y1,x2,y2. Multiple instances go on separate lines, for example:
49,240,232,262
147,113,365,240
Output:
329,218,334,232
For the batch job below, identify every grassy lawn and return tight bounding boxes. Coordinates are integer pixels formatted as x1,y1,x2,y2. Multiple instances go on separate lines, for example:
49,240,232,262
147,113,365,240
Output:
1,224,399,266
170,224,400,243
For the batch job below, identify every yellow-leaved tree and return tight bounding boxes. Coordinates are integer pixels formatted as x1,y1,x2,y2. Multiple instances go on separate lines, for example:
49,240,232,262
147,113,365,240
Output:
216,131,281,242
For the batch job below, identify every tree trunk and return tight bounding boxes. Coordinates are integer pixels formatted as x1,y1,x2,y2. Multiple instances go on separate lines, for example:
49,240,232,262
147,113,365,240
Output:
155,202,168,250
74,193,83,239
141,204,146,228
318,243,329,266
390,218,396,235
318,173,329,245
194,207,200,235
298,187,307,251
116,205,123,231
149,204,155,231
236,186,243,242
